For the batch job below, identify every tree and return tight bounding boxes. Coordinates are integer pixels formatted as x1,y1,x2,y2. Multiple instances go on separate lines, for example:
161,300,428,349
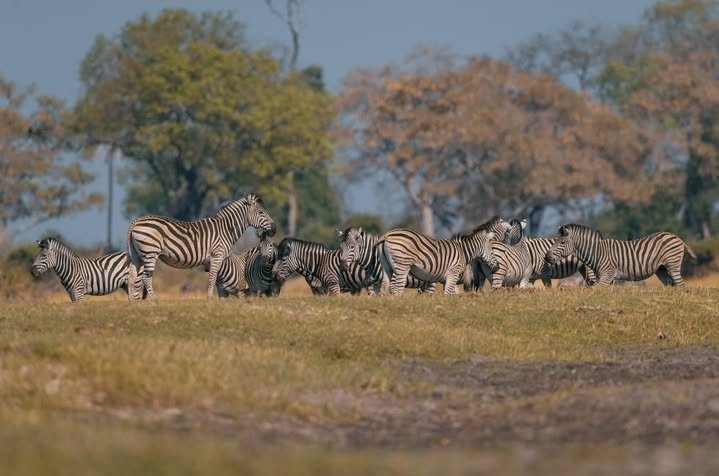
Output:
0,75,102,246
265,0,304,236
337,50,661,236
599,0,719,238
505,20,615,93
73,9,333,221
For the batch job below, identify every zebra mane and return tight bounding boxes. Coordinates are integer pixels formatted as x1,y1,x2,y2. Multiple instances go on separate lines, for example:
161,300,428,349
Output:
277,237,331,252
216,193,264,216
559,224,603,239
38,237,77,257
471,216,503,235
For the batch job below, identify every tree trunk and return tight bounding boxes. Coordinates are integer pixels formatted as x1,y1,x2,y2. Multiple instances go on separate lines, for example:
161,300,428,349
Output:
702,220,711,239
420,202,434,236
287,171,298,236
105,146,116,253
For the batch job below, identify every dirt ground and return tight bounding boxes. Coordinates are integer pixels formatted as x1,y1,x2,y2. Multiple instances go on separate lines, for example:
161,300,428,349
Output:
142,346,718,452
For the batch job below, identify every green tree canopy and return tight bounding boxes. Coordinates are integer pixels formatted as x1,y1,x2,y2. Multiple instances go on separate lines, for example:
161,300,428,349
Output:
0,75,102,245
73,8,334,221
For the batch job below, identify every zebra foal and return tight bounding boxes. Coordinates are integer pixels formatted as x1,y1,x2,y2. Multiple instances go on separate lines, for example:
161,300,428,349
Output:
273,238,371,295
31,238,144,302
244,237,282,297
127,193,276,300
211,236,282,297
545,224,697,286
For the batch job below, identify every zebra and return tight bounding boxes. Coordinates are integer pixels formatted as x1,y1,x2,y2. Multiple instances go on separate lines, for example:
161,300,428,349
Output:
243,236,282,297
272,238,371,295
461,217,524,291
30,237,144,302
378,217,505,295
467,220,597,290
337,227,437,295
480,218,535,289
126,193,276,300
545,224,697,286
208,253,247,298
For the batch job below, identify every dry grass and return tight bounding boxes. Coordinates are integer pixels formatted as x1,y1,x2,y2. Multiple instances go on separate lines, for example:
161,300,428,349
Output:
1,286,718,475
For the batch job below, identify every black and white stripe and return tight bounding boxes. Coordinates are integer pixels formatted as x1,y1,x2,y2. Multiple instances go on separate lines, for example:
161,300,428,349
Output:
482,219,535,289
338,228,436,294
467,221,597,290
210,253,247,298
379,218,505,295
273,238,371,295
243,237,282,297
30,238,143,302
545,224,697,286
127,193,276,299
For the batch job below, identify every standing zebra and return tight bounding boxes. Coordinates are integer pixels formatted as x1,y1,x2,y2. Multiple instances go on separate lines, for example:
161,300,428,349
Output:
461,217,523,291
338,227,437,295
127,193,276,300
31,238,144,302
208,253,247,298
545,224,697,286
273,238,371,295
468,220,597,290
481,219,535,289
243,236,282,297
379,218,504,295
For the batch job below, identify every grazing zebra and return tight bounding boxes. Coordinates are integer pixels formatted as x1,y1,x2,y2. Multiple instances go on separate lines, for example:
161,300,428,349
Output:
338,227,437,295
545,224,697,286
127,193,276,300
30,238,144,302
208,253,247,298
243,237,282,297
379,218,504,295
468,220,597,290
273,238,371,295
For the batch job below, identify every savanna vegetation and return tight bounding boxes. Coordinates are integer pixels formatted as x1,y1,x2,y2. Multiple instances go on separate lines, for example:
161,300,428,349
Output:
2,289,719,475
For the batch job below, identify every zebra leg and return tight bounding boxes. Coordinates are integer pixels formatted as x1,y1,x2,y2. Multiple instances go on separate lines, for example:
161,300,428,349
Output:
418,282,436,295
140,254,159,300
206,257,223,299
579,264,598,286
491,268,506,289
658,265,684,287
443,267,463,295
388,263,411,296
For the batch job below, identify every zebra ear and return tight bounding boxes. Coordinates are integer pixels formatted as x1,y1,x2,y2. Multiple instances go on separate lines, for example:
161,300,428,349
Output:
558,226,568,236
358,227,363,234
336,229,344,238
520,219,528,230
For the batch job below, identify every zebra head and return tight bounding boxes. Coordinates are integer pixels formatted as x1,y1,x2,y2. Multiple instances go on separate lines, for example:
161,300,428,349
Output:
338,227,365,271
273,238,300,281
244,193,277,238
545,226,576,264
475,231,498,270
31,238,57,278
258,235,277,264
505,218,528,245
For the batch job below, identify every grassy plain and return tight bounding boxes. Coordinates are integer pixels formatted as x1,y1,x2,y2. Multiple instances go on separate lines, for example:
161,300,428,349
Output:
1,282,718,475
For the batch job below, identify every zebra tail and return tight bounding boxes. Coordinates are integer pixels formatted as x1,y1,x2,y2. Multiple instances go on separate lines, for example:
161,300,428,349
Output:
684,243,698,262
126,219,144,300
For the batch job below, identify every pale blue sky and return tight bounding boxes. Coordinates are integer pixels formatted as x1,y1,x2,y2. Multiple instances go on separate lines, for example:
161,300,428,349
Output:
1,0,657,246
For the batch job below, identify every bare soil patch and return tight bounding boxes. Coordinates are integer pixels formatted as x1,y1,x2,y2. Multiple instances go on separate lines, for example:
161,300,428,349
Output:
176,346,719,450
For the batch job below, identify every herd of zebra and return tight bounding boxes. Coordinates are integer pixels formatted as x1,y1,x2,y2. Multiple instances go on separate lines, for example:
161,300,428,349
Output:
29,193,698,302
